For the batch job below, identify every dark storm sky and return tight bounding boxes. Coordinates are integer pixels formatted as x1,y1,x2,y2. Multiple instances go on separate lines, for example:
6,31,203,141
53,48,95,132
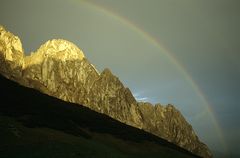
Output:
1,0,240,157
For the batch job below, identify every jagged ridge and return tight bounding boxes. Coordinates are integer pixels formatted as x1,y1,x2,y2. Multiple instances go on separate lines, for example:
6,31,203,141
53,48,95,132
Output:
0,72,199,158
0,25,212,158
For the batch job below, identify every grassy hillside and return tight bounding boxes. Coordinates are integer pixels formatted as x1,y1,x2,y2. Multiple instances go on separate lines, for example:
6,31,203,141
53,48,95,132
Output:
0,74,199,158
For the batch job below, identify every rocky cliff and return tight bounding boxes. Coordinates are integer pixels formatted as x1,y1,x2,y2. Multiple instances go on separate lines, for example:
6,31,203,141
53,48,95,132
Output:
0,25,212,158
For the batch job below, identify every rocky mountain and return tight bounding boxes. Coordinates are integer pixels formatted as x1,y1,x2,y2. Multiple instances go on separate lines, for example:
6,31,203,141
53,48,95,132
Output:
0,71,199,158
0,25,212,158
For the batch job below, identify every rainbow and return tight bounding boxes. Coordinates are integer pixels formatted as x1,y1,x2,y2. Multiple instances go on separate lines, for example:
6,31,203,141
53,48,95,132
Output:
74,0,227,152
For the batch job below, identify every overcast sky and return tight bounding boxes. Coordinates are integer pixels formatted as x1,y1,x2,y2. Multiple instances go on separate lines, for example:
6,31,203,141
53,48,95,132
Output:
1,0,240,157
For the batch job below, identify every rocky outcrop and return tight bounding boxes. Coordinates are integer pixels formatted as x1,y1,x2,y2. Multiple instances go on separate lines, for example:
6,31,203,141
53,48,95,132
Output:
0,25,212,158
0,26,24,81
22,39,98,104
21,39,143,128
88,68,143,127
138,102,212,158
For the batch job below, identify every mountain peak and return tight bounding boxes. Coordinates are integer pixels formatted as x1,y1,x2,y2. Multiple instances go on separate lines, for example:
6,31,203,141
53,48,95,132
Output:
0,25,24,81
24,39,85,67
38,39,85,60
0,25,24,61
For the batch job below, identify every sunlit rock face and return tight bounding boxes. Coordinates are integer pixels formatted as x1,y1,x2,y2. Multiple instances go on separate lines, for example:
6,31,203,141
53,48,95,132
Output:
0,26,24,81
23,39,97,104
22,39,142,128
88,68,143,127
138,103,212,158
0,25,212,158
24,39,85,66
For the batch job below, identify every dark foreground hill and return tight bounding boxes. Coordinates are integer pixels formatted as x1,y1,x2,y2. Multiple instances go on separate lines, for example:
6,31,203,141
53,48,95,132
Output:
0,74,200,158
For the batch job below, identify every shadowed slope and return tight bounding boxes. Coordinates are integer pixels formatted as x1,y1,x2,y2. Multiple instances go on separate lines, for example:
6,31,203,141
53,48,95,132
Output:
0,74,200,158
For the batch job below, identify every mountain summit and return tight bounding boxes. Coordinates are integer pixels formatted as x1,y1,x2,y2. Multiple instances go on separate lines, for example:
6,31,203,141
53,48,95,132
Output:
25,39,85,66
0,25,212,158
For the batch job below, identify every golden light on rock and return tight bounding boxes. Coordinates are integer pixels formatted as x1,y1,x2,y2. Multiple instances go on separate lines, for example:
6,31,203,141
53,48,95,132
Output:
25,39,85,68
